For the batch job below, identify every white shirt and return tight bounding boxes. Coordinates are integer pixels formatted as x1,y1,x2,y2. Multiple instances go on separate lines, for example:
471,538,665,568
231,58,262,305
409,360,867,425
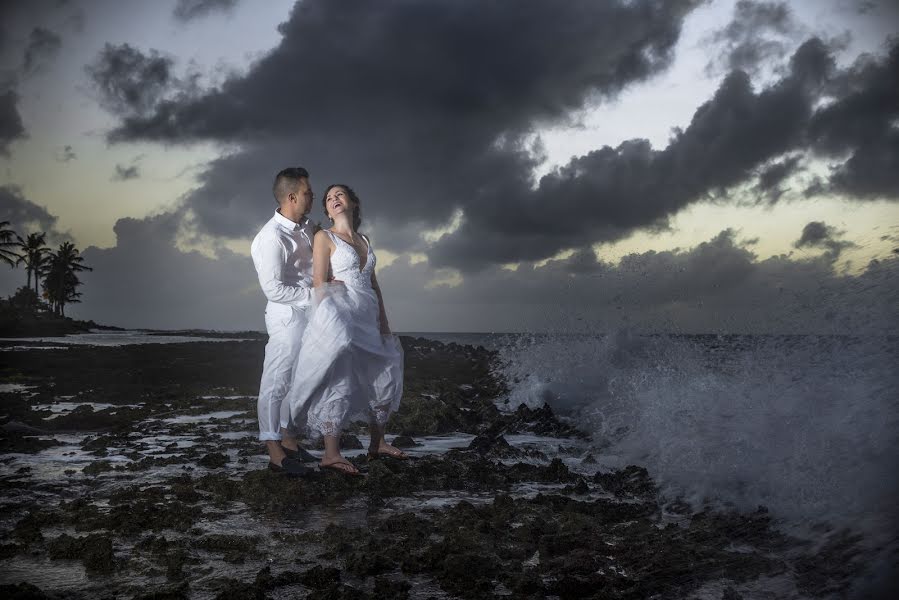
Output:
250,210,315,311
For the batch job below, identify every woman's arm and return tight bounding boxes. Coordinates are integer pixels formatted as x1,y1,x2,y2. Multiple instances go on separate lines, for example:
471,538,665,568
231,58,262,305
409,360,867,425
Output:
312,230,334,288
371,271,390,334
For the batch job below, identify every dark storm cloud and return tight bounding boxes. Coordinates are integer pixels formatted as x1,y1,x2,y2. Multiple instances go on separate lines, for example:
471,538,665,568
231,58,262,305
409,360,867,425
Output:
430,38,831,269
173,0,240,22
98,0,700,236
0,185,68,242
794,221,856,260
90,1,898,274
112,164,140,181
0,90,26,156
22,27,62,74
707,1,800,75
86,43,180,116
807,43,899,199
755,155,802,202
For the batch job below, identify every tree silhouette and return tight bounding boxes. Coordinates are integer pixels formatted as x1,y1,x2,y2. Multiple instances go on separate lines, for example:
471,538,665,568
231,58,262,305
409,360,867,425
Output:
0,221,21,268
43,242,92,317
15,232,50,295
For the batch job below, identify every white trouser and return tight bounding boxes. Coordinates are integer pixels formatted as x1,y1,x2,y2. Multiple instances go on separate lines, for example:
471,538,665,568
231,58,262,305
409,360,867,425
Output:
257,304,308,441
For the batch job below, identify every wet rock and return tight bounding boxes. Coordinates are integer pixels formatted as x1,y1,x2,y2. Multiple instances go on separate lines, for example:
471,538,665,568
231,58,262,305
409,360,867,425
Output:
198,452,230,468
299,565,342,589
307,583,369,600
390,435,419,448
0,582,51,600
82,459,114,476
372,576,410,600
0,431,60,454
503,402,586,438
0,543,23,559
12,511,50,544
133,582,191,600
194,534,261,563
594,465,657,500
467,430,523,459
722,586,744,600
47,533,115,572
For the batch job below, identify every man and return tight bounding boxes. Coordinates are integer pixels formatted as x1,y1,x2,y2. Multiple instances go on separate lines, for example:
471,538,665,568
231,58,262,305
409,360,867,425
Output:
251,167,318,476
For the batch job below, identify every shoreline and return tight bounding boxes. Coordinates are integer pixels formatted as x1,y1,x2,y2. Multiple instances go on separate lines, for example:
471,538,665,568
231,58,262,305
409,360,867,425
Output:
0,338,884,598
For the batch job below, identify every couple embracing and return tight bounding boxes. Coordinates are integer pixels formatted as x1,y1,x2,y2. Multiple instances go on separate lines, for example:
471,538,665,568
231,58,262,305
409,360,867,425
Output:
251,167,406,477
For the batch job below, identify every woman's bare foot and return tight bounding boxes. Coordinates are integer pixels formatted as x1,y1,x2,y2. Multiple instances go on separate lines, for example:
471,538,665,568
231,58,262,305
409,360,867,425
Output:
320,456,361,475
368,442,408,460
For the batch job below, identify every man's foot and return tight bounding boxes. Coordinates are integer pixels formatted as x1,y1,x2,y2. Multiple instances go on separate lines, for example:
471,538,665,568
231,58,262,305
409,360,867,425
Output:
319,457,363,476
282,445,318,463
368,442,409,460
268,457,313,477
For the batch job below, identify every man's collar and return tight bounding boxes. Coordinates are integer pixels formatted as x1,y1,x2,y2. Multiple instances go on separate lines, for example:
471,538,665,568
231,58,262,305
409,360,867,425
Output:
274,209,308,231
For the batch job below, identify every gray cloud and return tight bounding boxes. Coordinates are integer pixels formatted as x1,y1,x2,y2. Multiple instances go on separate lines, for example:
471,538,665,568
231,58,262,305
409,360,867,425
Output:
88,0,704,242
755,154,803,202
55,144,76,162
430,39,831,269
74,213,263,330
86,43,180,116
22,26,62,74
794,221,857,260
707,1,801,75
173,0,239,22
0,90,26,156
3,196,891,335
88,2,898,275
0,185,69,243
376,228,897,334
112,164,140,181
807,43,899,199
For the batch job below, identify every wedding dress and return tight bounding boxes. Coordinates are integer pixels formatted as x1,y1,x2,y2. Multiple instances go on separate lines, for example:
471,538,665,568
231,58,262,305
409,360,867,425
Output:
286,230,403,437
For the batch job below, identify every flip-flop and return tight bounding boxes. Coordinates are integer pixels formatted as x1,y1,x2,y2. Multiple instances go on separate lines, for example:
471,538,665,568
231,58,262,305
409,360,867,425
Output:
319,459,364,476
367,448,409,461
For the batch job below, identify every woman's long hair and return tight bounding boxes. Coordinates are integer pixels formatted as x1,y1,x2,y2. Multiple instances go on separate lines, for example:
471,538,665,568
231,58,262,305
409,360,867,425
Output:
322,184,362,231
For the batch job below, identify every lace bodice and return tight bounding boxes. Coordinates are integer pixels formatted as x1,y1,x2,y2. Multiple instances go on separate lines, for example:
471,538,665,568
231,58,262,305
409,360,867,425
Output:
326,230,375,289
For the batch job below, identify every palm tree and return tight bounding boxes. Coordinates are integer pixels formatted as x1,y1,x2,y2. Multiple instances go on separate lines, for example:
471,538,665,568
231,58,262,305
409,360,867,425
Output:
15,232,50,294
43,242,92,317
0,221,21,267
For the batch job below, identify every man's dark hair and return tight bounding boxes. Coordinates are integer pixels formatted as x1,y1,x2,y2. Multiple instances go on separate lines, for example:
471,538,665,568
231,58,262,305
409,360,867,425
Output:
272,167,309,202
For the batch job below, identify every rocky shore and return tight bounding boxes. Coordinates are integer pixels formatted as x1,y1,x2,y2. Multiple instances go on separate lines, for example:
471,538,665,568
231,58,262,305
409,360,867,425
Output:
0,337,877,599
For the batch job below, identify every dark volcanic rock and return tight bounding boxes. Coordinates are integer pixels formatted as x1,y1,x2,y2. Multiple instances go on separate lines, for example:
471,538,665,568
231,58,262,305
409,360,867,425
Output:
503,402,585,438
82,459,114,475
0,431,60,454
0,582,51,600
390,435,419,448
466,431,523,459
594,464,657,500
47,533,115,572
198,452,230,468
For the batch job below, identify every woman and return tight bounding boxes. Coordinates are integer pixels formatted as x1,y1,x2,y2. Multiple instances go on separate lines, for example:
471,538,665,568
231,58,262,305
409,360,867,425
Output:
286,184,406,475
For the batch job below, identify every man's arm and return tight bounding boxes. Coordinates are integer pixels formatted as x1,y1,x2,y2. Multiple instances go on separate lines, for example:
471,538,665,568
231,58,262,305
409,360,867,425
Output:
251,235,310,306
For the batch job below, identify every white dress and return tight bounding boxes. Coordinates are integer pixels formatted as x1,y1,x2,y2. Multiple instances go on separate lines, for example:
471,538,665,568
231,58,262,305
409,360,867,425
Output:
286,230,404,437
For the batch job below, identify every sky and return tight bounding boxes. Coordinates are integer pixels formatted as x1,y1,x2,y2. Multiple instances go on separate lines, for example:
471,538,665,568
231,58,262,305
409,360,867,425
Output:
0,0,897,333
